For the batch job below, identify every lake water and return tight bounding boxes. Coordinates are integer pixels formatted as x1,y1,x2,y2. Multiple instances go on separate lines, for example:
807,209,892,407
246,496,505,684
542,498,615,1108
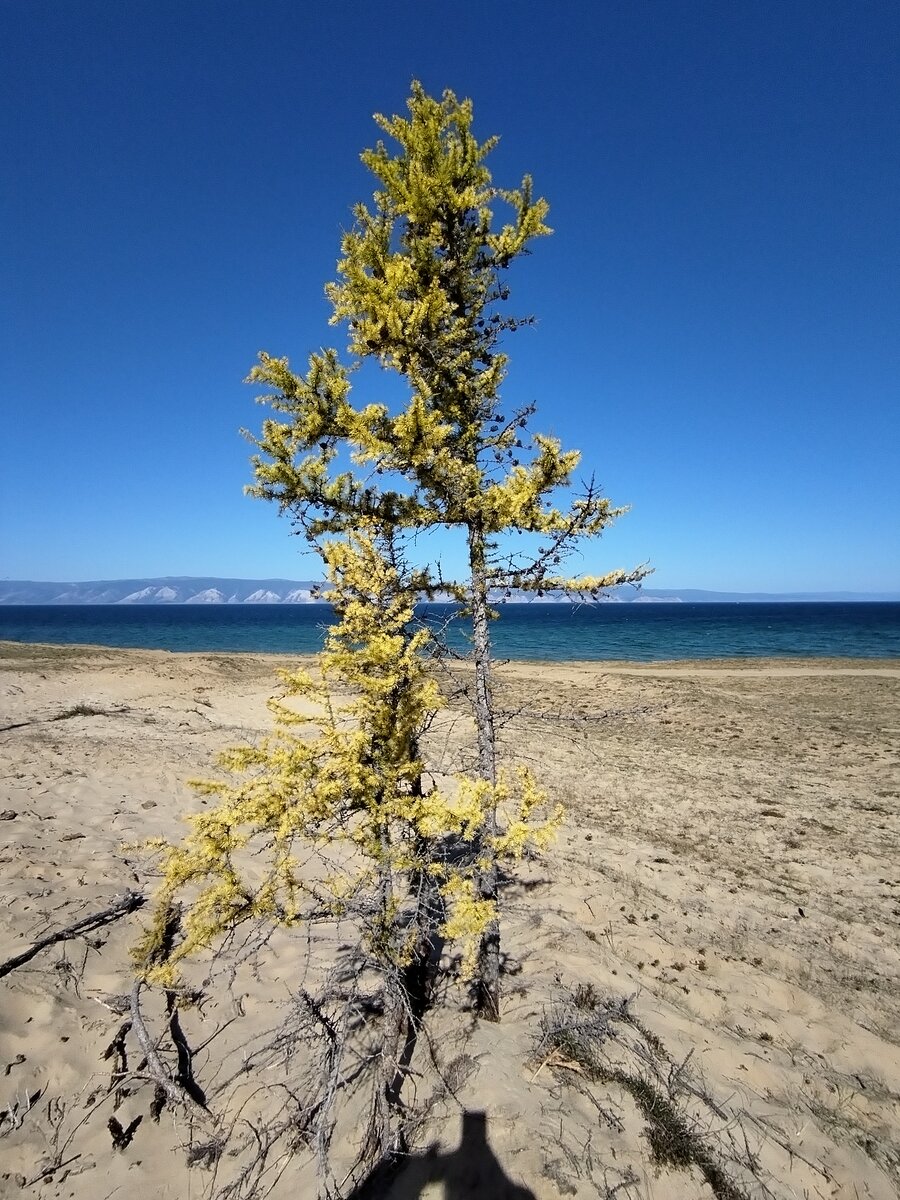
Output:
1,603,899,661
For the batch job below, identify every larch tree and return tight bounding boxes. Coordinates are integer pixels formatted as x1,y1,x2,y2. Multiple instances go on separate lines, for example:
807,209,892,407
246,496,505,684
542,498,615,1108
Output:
135,518,560,1185
249,82,645,1019
132,82,642,1190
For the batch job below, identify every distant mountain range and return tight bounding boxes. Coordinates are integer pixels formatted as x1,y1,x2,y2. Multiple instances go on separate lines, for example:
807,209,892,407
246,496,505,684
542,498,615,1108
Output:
0,578,321,605
1,578,898,605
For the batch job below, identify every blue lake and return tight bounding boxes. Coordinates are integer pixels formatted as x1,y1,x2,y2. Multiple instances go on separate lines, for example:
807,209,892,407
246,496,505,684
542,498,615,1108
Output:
1,602,899,661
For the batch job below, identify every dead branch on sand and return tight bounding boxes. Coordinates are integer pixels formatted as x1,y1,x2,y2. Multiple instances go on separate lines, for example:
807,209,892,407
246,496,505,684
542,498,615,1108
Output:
129,980,210,1117
0,891,145,979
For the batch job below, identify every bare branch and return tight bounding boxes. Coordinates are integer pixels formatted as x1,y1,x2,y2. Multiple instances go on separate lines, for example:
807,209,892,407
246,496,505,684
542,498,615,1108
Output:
129,980,209,1117
0,891,145,979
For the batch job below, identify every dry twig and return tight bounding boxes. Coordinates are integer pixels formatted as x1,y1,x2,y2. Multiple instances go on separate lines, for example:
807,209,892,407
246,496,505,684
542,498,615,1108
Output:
0,891,145,978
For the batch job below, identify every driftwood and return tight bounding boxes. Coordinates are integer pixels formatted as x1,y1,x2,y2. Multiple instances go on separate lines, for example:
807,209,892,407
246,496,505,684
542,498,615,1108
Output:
0,890,145,979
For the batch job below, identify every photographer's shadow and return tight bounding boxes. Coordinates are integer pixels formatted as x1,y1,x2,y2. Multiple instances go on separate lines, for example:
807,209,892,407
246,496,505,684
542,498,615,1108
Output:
348,1110,536,1199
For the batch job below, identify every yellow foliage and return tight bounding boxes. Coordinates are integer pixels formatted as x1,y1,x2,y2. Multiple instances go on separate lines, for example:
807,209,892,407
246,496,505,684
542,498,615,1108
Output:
135,524,563,985
243,83,647,611
135,85,629,993
439,876,497,980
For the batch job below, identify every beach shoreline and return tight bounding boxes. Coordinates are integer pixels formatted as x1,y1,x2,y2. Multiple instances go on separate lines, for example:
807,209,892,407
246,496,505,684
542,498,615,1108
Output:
2,641,898,1197
3,635,900,668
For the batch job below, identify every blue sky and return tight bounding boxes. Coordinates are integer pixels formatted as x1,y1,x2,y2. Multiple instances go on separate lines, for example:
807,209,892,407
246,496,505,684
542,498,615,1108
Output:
1,0,897,591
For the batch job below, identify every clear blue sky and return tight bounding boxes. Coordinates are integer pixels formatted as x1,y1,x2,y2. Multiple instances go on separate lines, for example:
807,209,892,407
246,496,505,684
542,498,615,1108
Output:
2,1,897,591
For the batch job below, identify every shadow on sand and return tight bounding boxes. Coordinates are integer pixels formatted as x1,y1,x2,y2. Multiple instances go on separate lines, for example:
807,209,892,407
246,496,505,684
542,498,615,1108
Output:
346,1110,536,1199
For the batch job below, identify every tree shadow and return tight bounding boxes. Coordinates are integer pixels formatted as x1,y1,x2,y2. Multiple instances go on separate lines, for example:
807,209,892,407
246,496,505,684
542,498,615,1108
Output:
346,1109,536,1199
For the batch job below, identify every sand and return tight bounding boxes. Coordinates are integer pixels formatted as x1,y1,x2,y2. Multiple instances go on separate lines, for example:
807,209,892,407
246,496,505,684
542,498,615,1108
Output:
1,641,898,1199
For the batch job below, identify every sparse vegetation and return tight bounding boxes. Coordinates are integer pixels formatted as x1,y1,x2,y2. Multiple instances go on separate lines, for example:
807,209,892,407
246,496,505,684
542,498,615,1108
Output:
2,645,899,1197
537,988,753,1200
53,702,114,721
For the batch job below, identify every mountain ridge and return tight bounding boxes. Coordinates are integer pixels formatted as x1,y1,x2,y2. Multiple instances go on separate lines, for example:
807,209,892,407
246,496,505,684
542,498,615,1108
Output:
1,578,898,605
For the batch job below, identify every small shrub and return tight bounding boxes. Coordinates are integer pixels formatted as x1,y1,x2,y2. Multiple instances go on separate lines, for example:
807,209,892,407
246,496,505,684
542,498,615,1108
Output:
53,702,111,721
572,982,600,1010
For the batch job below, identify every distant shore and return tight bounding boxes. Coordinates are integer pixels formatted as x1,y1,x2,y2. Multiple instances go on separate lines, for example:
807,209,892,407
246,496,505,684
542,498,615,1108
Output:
4,575,900,605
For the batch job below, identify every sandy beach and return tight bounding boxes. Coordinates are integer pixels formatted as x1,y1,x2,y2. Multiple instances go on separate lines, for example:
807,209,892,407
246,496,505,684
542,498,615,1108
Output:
1,640,898,1198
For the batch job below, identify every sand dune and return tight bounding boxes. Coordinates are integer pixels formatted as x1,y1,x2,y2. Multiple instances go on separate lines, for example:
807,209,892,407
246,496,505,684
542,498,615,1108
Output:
1,642,898,1198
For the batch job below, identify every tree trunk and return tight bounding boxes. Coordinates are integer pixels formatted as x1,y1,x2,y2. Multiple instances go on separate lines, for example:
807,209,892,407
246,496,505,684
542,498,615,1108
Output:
467,524,502,1021
362,850,407,1170
363,972,408,1170
362,816,447,1175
